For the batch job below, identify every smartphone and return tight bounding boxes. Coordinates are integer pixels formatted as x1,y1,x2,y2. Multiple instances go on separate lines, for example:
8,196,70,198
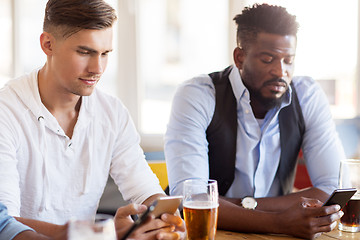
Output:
151,195,183,218
120,196,182,240
323,188,357,208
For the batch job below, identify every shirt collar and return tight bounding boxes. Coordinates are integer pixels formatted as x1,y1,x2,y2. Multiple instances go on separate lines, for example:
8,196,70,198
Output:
229,65,248,103
75,92,95,129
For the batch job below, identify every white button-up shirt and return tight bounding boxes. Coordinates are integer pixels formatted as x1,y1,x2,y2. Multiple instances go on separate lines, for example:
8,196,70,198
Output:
0,69,163,224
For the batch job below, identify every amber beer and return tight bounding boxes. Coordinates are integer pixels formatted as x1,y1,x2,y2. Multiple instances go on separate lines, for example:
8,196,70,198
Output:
339,197,360,232
339,159,360,232
183,201,218,240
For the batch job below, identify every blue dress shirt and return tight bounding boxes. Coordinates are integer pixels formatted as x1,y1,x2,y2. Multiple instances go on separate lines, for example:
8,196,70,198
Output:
0,202,33,240
165,66,345,198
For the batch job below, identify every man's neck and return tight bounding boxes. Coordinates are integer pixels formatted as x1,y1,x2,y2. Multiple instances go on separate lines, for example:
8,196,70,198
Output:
250,99,268,119
38,66,81,138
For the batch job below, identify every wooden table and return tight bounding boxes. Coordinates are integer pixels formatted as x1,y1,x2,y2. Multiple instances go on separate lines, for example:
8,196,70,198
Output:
215,228,359,239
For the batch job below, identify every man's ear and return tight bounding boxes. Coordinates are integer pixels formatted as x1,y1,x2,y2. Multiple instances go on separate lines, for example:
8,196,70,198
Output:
40,32,55,56
233,47,245,70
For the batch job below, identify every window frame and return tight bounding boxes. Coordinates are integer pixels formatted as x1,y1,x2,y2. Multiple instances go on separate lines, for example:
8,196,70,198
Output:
117,0,240,151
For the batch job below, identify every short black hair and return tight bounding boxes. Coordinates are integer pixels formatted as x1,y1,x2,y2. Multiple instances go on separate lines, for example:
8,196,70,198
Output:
233,3,299,50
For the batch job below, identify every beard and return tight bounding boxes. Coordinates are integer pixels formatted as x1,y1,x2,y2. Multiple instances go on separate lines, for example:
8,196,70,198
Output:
247,78,289,111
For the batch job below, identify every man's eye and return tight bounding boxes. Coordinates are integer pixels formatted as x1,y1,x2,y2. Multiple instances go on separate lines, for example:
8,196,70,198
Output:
77,50,89,55
261,57,273,63
284,58,294,65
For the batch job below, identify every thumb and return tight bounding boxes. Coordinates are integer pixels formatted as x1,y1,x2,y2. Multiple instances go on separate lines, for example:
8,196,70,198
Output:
115,203,147,219
301,197,322,208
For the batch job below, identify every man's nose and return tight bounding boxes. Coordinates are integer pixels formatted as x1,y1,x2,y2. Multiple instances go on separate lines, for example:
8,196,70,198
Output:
88,56,104,74
270,60,287,78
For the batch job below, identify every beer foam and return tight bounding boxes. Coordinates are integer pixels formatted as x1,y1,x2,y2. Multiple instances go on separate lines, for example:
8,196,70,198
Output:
183,201,219,209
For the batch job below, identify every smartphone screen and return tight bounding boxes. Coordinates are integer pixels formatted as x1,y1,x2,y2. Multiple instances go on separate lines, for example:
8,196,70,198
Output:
323,188,357,208
151,195,182,218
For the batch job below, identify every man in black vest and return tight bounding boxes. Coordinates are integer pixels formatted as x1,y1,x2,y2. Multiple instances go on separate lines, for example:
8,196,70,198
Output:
165,3,345,239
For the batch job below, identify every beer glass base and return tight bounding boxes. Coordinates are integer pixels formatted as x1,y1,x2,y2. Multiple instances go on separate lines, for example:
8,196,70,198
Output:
338,222,360,232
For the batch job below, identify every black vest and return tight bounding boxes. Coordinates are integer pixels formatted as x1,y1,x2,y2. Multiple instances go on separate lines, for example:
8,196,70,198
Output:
206,66,305,196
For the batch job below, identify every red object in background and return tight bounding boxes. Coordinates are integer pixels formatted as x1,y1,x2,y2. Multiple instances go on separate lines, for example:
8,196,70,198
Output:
294,149,312,189
294,164,312,189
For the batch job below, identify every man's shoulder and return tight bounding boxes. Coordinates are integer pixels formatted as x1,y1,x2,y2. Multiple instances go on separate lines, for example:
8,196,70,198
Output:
291,76,316,88
292,76,318,90
175,73,215,101
182,73,213,87
291,76,329,118
0,70,37,98
291,76,322,99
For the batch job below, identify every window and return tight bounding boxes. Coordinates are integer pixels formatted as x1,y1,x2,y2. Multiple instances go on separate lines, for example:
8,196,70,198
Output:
1,0,359,151
0,0,12,86
137,0,230,135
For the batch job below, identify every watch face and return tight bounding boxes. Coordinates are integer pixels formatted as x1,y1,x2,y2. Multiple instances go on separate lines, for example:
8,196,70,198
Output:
242,197,257,209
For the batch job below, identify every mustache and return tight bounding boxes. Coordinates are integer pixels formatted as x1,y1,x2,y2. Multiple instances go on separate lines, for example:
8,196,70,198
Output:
263,78,288,87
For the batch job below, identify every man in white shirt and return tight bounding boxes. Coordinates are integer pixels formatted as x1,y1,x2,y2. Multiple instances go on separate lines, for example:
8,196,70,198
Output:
0,0,184,239
165,3,344,239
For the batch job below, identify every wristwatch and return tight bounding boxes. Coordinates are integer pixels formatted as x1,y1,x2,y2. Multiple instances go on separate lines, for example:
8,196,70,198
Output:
241,196,257,209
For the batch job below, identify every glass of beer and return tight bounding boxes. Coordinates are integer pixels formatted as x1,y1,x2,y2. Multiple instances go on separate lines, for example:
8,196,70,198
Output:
183,179,219,240
338,159,360,232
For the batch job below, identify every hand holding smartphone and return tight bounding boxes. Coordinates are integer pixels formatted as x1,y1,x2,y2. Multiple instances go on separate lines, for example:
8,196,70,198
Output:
120,196,183,240
151,195,183,218
323,188,357,208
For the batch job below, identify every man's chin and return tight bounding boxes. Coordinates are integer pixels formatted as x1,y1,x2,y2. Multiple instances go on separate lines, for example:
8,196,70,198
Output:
248,87,287,110
264,96,286,110
71,89,95,97
258,91,287,110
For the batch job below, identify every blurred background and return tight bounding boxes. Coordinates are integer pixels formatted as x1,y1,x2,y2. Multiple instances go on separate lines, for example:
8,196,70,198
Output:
1,0,359,152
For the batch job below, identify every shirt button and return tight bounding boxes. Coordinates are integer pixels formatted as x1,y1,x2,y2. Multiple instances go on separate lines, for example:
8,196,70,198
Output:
245,109,249,114
68,142,72,147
